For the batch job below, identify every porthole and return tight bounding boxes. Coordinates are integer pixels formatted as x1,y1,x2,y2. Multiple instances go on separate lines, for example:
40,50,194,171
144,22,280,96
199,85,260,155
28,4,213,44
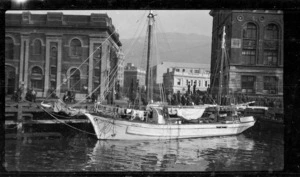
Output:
259,16,265,22
237,15,244,21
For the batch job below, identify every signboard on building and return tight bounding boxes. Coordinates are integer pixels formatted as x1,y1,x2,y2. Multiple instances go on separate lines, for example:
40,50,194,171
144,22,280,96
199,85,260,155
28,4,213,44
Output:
231,38,241,48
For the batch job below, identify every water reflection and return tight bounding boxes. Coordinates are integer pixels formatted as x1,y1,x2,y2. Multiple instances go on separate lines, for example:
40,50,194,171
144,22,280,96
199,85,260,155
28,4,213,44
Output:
87,135,255,171
5,131,283,172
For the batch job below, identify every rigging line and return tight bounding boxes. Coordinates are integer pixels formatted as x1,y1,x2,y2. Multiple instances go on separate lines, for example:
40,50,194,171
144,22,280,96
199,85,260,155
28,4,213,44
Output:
156,17,176,61
210,51,221,96
72,59,124,107
123,16,148,57
153,22,163,101
140,24,150,70
51,14,146,106
65,48,106,93
102,62,124,99
44,32,117,102
21,99,97,136
41,106,96,136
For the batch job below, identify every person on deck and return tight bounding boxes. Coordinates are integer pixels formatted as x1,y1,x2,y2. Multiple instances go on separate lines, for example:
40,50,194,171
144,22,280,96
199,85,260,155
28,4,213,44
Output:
31,89,36,102
25,88,32,102
91,92,97,103
63,91,68,102
181,94,186,105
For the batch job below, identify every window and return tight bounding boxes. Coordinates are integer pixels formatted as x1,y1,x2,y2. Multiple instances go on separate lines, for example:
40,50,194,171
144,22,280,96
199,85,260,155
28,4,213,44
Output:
93,43,102,59
31,80,43,90
242,23,257,65
263,24,279,66
242,50,256,65
205,81,208,87
33,39,42,55
70,68,81,91
194,69,200,74
51,47,57,59
263,50,278,65
50,81,56,90
32,66,43,75
241,76,255,93
94,68,100,77
51,66,57,75
199,80,201,87
93,82,100,94
264,24,278,40
182,69,185,72
70,39,82,56
5,37,14,59
175,68,180,72
194,80,197,85
264,76,277,94
177,78,181,86
31,66,43,90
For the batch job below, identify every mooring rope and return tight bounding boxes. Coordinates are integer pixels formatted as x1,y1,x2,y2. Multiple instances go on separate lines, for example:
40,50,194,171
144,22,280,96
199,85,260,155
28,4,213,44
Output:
22,99,97,136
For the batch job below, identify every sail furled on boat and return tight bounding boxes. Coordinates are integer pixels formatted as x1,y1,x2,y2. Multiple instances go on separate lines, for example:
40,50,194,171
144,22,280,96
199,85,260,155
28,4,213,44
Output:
53,99,85,116
168,107,206,120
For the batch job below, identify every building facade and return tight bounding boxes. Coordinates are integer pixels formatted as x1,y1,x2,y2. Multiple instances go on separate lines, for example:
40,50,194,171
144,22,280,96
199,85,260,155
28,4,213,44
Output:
163,67,210,94
123,63,146,98
151,61,210,100
209,10,283,101
5,12,122,100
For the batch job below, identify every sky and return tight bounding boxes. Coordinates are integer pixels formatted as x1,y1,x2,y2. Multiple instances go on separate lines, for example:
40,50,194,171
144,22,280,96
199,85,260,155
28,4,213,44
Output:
7,10,213,39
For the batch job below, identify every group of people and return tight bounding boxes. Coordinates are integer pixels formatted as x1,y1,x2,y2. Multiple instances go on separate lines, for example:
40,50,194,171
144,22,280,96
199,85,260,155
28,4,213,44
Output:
11,85,36,103
63,90,76,103
165,91,283,109
166,90,212,106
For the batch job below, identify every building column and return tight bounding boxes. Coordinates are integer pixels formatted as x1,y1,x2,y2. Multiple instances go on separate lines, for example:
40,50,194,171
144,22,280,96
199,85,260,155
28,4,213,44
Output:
99,42,109,101
44,38,51,97
56,39,62,97
88,38,98,94
19,35,29,98
44,36,62,97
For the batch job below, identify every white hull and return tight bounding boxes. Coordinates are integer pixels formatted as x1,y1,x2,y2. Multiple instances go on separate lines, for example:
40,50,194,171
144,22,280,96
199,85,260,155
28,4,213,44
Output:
85,113,255,140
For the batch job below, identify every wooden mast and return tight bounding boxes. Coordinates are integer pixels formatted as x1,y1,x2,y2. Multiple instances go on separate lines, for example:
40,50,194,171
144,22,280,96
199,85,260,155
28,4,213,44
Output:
218,26,226,105
145,11,155,104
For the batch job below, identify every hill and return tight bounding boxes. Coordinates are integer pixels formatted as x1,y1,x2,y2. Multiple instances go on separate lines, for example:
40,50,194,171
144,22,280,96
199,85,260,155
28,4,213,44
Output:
120,32,211,68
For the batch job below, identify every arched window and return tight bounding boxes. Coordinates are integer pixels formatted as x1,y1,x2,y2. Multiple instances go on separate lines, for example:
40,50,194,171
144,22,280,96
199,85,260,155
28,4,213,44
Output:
70,68,81,91
70,39,82,56
31,66,44,90
5,65,16,94
5,37,14,59
32,66,43,75
33,39,42,55
263,24,279,66
242,23,257,65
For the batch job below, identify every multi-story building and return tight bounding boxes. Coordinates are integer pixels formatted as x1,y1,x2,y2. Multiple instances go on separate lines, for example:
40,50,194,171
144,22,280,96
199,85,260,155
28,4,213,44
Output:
5,11,122,100
163,67,210,94
151,61,210,99
123,63,146,98
209,10,283,101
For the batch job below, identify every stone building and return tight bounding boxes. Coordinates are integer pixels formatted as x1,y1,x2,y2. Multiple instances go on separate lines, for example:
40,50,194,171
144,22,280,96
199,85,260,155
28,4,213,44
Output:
151,61,210,100
5,11,122,100
209,10,283,101
163,67,210,94
123,63,146,99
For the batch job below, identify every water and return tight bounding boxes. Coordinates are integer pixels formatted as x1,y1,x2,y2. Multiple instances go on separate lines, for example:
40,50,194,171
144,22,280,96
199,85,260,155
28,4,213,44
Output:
4,130,283,172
